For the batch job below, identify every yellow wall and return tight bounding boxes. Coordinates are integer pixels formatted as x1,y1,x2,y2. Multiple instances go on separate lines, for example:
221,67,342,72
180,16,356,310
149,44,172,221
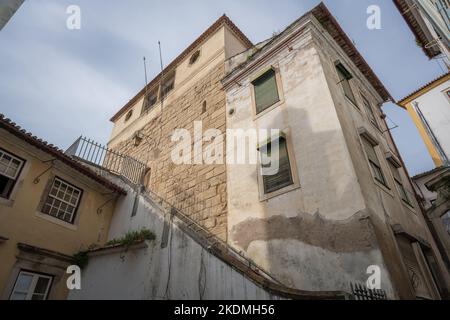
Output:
0,133,117,300
405,102,444,167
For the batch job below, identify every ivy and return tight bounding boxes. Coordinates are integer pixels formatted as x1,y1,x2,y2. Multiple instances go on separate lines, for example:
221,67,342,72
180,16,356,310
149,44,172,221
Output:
106,228,156,249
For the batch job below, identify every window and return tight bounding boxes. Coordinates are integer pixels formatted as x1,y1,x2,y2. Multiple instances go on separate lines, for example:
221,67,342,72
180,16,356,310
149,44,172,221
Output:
336,62,357,106
362,95,379,129
252,69,280,114
362,137,387,186
142,90,158,115
189,50,200,65
41,177,82,224
125,109,133,122
260,137,294,194
0,149,24,199
10,271,52,300
388,161,411,206
161,71,175,99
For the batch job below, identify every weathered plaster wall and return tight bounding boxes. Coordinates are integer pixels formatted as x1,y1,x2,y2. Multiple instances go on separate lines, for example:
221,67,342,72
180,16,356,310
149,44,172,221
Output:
312,17,450,298
223,21,395,297
69,181,285,300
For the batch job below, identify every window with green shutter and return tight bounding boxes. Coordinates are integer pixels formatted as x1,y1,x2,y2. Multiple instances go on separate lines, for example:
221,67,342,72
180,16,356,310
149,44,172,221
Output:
362,137,387,187
252,69,280,114
261,137,293,194
336,63,357,106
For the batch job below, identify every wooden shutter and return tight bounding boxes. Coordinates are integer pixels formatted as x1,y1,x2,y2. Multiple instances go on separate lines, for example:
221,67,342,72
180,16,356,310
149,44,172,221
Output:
253,69,280,114
262,138,293,194
397,237,433,299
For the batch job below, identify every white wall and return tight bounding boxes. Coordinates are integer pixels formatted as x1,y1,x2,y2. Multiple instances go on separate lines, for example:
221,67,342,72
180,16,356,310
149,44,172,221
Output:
413,79,450,163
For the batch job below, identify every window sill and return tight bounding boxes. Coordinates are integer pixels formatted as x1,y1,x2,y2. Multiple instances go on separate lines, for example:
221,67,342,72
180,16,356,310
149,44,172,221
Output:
345,96,359,110
34,211,78,231
253,99,283,121
259,182,301,202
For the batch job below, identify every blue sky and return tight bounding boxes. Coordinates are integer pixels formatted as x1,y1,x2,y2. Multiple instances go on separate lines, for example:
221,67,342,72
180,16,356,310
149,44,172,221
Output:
0,0,445,176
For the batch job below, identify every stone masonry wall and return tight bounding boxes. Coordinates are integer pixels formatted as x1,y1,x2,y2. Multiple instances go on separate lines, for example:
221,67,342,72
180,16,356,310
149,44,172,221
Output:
112,64,228,240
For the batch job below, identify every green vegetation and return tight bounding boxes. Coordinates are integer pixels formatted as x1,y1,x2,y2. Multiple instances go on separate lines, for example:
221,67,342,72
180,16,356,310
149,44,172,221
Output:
106,228,156,248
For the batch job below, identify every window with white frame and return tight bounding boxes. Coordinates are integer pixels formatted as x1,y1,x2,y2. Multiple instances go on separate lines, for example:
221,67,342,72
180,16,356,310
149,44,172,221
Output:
361,137,387,187
41,177,82,224
10,271,52,300
0,149,24,199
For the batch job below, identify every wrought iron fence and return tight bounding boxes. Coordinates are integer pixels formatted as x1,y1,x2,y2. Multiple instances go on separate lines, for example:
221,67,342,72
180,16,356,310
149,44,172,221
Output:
65,136,147,185
350,283,387,300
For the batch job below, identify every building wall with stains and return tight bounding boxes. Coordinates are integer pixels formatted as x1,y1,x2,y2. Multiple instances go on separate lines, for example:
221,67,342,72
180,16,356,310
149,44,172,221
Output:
223,15,450,299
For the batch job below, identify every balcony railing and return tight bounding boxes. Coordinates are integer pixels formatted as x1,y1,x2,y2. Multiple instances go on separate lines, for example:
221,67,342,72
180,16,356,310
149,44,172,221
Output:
65,136,147,185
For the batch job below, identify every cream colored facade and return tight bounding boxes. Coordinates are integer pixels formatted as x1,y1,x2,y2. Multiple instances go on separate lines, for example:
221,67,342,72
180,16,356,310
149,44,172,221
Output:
0,120,122,300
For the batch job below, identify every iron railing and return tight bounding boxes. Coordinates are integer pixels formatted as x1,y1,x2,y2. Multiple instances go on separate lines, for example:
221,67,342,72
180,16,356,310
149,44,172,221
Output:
65,136,147,185
350,283,387,300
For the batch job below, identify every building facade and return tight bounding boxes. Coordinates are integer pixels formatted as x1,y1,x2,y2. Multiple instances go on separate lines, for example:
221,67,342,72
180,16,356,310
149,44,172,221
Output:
394,0,450,67
221,3,450,299
80,3,450,299
0,115,125,300
398,72,450,167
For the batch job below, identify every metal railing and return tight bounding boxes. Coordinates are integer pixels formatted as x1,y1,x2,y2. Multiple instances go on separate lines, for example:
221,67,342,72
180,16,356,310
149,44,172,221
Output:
65,136,147,185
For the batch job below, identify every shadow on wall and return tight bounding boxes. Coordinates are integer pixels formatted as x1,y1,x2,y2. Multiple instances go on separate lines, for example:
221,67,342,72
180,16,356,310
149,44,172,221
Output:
228,102,390,294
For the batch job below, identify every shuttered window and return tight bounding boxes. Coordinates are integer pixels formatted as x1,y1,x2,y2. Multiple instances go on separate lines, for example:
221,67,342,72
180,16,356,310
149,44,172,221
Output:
388,162,411,205
336,63,357,106
253,69,280,114
362,138,387,186
261,138,293,194
362,96,379,128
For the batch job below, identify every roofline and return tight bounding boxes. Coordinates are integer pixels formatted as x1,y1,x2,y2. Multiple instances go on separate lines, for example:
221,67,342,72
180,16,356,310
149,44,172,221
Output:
393,0,441,59
0,114,127,195
223,2,393,103
397,71,450,108
109,14,253,123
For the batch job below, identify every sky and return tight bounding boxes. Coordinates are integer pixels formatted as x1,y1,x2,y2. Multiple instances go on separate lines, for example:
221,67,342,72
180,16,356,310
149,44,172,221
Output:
0,0,446,176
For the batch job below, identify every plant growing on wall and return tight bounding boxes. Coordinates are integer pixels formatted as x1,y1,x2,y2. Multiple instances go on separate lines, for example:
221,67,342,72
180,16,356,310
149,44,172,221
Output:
106,228,156,249
73,251,89,269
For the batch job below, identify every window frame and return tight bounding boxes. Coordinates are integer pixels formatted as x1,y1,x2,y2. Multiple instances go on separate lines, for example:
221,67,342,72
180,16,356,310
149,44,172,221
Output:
360,134,389,189
141,89,158,115
335,62,358,107
361,94,380,129
0,148,26,200
387,159,413,207
40,176,83,224
9,270,53,300
257,130,300,201
251,66,283,117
